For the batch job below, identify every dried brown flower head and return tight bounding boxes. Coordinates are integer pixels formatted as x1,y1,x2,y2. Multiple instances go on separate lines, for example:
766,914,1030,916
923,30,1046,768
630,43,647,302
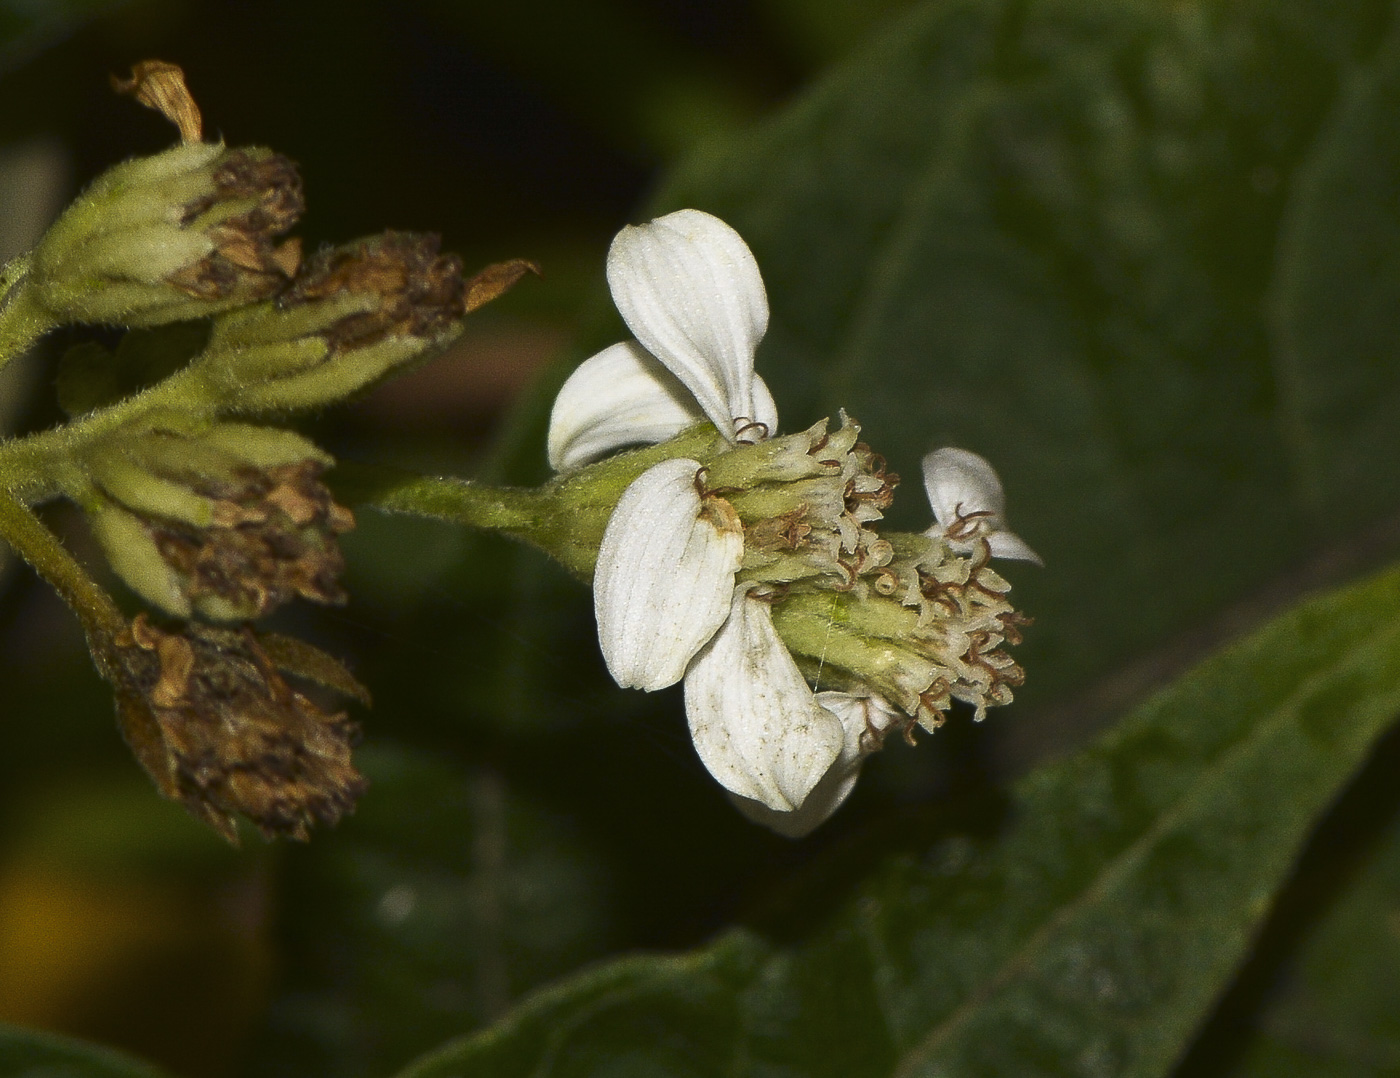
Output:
149,460,354,621
115,615,367,842
279,231,465,354
169,148,304,303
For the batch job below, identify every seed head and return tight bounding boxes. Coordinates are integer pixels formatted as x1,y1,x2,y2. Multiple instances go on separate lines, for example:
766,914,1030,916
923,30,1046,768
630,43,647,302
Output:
115,615,367,842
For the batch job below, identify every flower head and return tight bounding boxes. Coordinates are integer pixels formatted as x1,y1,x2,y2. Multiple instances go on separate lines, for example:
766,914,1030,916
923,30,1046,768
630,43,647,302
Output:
550,210,844,819
548,210,1037,837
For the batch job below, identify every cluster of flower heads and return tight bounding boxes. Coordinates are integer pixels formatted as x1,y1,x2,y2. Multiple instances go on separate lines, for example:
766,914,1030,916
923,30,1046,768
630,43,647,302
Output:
548,210,1039,836
19,62,533,842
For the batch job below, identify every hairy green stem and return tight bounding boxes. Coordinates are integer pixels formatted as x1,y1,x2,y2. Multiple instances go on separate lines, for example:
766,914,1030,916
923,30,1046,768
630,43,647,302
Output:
335,461,545,534
341,425,730,579
0,355,218,502
0,489,124,650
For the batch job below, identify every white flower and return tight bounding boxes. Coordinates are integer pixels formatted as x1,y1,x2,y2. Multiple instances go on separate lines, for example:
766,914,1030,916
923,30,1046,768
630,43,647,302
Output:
922,447,1042,565
548,209,843,820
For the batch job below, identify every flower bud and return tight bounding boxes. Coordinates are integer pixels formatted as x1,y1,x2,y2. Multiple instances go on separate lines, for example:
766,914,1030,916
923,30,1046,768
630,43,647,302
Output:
31,141,302,327
85,423,352,621
113,614,367,842
196,231,471,410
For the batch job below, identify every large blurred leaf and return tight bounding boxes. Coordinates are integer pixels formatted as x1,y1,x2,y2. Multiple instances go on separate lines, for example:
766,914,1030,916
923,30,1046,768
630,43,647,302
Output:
395,562,1400,1077
0,1025,168,1077
656,0,1399,713
479,0,1399,742
1270,14,1400,521
1179,736,1400,1078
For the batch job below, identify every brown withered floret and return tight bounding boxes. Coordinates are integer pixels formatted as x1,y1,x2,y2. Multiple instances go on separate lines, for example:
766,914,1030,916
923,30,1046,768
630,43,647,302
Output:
149,460,354,619
278,231,465,353
168,150,304,300
463,257,541,313
911,535,1029,728
744,507,813,552
115,615,366,842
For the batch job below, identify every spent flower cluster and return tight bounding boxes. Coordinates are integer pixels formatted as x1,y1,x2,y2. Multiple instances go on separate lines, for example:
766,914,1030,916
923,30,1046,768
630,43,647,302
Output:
0,62,532,840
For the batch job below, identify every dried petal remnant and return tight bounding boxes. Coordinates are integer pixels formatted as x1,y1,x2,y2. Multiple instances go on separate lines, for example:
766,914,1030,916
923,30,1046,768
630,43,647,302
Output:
149,460,354,620
170,149,304,302
112,60,203,142
115,616,367,842
464,258,540,313
279,231,465,353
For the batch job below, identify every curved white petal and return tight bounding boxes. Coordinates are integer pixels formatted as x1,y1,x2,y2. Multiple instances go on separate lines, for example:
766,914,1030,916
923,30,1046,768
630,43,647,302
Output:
922,447,1008,524
728,768,862,838
548,341,705,470
607,209,769,440
987,530,1045,566
685,588,843,811
593,458,743,691
728,692,902,837
922,447,1042,564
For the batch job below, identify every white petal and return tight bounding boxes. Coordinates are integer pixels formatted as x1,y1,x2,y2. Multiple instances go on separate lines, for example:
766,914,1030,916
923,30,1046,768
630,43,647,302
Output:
922,447,1042,564
548,341,705,470
685,588,843,811
728,768,862,838
922,447,1007,524
728,692,903,837
606,209,769,440
593,458,743,691
987,530,1045,566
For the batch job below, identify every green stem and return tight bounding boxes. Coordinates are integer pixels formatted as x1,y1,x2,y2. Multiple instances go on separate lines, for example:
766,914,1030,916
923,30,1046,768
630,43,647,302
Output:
0,353,218,502
0,489,124,658
339,425,731,580
335,461,545,534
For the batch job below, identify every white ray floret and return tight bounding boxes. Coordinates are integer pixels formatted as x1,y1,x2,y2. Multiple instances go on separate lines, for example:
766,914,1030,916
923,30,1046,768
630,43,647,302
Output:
922,447,1042,565
548,342,704,471
729,692,903,837
606,208,772,440
684,586,844,812
593,457,744,691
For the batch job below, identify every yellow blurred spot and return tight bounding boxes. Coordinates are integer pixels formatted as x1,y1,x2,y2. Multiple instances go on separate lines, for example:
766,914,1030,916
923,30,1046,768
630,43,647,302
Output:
0,857,272,1078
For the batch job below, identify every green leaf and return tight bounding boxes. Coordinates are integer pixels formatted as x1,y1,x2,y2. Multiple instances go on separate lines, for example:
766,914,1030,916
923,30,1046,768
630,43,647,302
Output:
394,562,1400,1076
656,0,1400,713
1178,741,1400,1077
0,1024,170,1077
1270,14,1400,522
